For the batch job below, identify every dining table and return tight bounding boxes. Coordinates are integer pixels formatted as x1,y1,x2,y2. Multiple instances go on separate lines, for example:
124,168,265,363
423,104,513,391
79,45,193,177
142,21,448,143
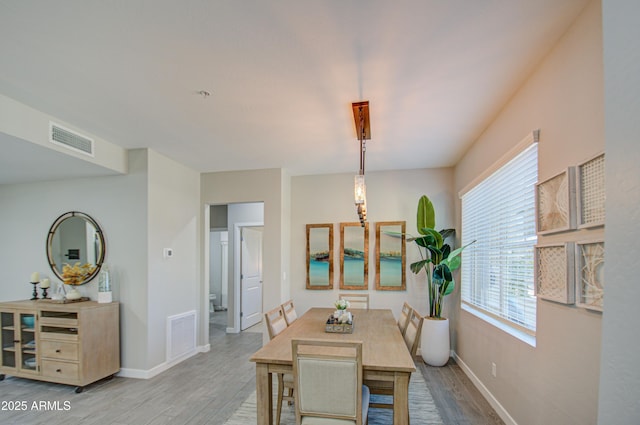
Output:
249,307,416,425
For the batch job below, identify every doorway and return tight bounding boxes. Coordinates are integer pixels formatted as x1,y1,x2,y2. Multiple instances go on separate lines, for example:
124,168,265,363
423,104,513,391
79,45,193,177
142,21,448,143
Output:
207,202,264,336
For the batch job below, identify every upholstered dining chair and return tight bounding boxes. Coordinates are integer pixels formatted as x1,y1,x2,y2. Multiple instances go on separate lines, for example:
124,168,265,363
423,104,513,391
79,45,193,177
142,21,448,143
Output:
339,293,370,310
264,306,294,425
281,299,298,326
292,339,370,425
397,302,413,336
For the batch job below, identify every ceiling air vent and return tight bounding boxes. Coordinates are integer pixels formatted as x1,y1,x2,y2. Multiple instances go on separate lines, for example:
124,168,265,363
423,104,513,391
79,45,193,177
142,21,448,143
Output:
49,122,94,157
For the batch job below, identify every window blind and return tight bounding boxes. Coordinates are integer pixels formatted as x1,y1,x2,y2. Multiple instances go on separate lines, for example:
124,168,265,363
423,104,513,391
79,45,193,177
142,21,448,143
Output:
461,143,538,333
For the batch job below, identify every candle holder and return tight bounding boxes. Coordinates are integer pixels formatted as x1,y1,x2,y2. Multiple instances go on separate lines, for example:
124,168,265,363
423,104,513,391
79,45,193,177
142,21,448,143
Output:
41,287,50,299
30,282,39,300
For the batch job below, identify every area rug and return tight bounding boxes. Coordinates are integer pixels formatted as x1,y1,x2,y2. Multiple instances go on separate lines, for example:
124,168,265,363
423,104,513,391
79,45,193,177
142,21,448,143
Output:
223,370,444,424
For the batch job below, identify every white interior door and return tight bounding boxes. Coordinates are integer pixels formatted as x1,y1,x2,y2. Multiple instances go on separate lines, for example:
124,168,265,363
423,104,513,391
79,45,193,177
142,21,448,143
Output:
241,227,263,330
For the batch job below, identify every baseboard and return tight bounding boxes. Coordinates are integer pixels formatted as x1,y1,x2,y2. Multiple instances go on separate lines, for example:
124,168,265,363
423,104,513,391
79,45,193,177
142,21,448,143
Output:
199,343,211,353
453,352,518,425
117,347,200,379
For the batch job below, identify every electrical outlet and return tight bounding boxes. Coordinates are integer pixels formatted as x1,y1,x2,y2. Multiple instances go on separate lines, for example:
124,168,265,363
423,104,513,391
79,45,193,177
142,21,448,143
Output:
491,362,497,378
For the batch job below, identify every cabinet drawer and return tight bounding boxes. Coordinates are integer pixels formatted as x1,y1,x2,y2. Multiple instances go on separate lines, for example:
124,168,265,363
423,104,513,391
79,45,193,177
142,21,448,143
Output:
41,340,78,361
42,360,79,380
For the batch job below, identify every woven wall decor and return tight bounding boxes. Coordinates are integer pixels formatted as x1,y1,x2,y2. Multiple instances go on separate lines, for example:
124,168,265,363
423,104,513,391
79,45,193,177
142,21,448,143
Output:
535,243,575,304
577,153,605,228
536,168,576,235
575,240,605,312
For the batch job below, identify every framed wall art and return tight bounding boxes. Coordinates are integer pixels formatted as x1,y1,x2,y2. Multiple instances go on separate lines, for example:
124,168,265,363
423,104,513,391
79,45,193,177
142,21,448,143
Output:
534,243,575,304
375,221,406,291
575,240,605,312
306,224,334,290
339,222,369,290
576,152,605,229
536,167,576,235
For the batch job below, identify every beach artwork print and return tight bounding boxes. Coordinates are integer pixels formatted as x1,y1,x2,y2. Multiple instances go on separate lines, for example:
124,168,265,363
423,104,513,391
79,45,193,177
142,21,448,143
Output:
340,222,369,290
376,221,406,290
306,224,333,289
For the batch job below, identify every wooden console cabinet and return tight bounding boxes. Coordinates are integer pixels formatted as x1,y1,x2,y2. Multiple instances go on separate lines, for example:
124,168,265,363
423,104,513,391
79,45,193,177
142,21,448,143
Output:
0,300,119,392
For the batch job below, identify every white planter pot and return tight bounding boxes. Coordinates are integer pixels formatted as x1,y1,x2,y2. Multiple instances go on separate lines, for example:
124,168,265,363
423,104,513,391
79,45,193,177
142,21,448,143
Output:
420,317,450,367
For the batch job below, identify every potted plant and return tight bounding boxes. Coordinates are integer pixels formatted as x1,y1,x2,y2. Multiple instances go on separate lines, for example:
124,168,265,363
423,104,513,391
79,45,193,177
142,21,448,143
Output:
408,195,474,366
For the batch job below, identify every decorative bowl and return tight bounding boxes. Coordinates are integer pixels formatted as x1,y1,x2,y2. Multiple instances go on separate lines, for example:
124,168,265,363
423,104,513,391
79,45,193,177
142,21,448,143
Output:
24,358,36,368
21,316,35,327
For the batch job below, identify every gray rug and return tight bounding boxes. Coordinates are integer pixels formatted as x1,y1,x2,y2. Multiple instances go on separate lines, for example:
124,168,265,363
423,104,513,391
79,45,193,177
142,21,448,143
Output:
224,370,444,424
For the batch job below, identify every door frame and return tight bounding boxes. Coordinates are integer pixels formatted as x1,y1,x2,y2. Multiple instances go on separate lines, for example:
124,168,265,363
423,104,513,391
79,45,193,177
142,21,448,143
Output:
232,221,264,333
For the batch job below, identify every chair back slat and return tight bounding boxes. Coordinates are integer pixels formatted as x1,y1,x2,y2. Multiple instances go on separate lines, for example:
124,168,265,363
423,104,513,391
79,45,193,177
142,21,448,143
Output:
281,299,298,326
265,306,288,340
403,309,424,357
339,293,370,310
397,302,413,335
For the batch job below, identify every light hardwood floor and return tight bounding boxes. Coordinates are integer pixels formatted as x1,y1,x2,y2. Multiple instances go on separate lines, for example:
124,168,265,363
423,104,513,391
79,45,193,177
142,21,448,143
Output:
0,311,503,425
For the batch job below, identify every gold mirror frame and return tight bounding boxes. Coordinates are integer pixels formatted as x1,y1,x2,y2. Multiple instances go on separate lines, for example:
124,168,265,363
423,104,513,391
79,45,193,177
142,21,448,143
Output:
46,211,105,285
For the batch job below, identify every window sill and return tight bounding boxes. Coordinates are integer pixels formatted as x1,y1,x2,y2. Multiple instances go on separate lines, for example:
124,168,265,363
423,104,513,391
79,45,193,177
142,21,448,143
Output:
461,304,536,348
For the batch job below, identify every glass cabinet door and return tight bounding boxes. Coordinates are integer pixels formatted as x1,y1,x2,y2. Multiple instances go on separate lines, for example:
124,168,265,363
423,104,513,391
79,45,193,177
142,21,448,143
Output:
1,311,17,369
18,312,37,373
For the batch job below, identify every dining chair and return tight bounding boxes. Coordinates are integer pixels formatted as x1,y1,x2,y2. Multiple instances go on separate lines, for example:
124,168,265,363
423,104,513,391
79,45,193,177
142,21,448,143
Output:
397,302,413,336
292,338,370,425
339,293,370,310
264,305,294,424
403,309,424,357
281,299,298,326
366,310,423,416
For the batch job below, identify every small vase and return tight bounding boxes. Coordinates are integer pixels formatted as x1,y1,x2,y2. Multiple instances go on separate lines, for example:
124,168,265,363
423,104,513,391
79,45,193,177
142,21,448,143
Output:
421,317,450,367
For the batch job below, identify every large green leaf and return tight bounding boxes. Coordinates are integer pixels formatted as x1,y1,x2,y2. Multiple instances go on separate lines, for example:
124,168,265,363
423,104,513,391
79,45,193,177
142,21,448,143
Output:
447,255,461,271
417,195,435,234
419,228,443,249
410,259,431,274
414,234,436,248
433,263,452,282
439,228,455,241
443,278,455,296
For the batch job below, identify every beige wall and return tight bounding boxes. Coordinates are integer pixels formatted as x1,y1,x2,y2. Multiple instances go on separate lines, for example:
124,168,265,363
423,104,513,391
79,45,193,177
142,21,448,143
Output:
200,168,286,338
289,168,454,319
453,1,604,424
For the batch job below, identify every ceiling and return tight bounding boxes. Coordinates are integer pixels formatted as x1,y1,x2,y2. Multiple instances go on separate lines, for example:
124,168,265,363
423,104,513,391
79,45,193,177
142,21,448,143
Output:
0,0,589,184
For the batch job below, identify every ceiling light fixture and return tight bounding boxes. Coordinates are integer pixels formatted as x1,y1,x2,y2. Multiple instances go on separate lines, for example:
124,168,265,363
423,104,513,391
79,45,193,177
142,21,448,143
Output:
352,101,370,227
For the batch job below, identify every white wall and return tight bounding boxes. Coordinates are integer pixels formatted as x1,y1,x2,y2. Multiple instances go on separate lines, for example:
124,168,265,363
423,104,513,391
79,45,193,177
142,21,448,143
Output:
290,168,454,319
453,1,604,424
598,0,640,423
146,149,200,368
0,149,149,370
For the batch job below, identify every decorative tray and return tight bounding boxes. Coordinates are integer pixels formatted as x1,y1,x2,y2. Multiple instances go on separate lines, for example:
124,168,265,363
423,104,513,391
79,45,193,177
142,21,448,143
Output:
41,297,91,304
325,314,354,334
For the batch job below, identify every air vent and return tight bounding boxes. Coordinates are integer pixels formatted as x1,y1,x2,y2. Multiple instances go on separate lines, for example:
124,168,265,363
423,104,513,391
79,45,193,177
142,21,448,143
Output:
49,122,94,156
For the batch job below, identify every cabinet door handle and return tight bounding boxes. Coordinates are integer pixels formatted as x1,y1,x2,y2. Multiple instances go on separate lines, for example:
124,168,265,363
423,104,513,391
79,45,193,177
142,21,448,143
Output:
56,369,62,373
55,349,61,353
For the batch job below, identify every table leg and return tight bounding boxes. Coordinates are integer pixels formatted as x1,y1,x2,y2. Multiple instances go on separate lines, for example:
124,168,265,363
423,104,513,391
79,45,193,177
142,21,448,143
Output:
393,372,410,425
256,363,273,425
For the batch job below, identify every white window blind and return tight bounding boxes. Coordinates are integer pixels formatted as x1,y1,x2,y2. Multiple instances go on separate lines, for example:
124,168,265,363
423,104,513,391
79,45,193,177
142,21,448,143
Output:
461,142,538,334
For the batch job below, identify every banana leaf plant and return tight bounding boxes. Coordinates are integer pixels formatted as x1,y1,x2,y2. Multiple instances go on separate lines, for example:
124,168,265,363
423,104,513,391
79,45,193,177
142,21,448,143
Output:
409,195,475,319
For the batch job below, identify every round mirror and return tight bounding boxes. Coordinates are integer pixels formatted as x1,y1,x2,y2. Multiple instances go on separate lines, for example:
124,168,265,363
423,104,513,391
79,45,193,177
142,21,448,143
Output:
46,211,105,285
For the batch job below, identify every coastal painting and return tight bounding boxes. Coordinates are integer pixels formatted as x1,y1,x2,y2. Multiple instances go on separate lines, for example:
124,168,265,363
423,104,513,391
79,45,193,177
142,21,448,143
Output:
306,224,333,289
376,221,406,290
340,222,369,290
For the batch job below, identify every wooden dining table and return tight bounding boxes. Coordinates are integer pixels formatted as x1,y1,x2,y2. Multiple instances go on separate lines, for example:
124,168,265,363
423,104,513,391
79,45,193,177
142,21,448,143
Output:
250,307,416,425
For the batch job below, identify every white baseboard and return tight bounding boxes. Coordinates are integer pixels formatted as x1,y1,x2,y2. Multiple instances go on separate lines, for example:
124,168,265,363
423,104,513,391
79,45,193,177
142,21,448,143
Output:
453,352,518,425
117,346,202,379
